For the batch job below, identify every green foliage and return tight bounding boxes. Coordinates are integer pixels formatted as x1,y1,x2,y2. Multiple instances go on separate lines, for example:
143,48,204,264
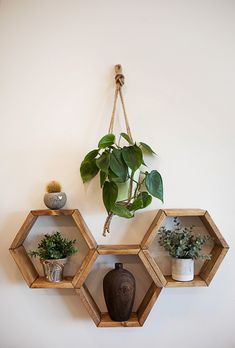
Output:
139,142,156,155
28,232,78,260
98,134,115,149
103,181,118,213
158,218,212,260
145,170,163,202
80,132,163,224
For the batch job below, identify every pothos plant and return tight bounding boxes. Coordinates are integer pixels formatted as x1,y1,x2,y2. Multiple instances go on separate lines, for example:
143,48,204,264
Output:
80,133,163,236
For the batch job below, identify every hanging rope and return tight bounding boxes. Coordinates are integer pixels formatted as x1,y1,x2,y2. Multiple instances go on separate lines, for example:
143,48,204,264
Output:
108,64,133,141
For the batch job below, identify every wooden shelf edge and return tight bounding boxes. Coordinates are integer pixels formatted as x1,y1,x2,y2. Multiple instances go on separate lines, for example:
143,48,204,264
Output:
31,276,74,288
97,245,140,255
10,246,38,287
30,209,76,216
72,210,97,249
98,313,140,328
165,275,207,288
138,250,165,287
72,249,98,289
163,209,206,216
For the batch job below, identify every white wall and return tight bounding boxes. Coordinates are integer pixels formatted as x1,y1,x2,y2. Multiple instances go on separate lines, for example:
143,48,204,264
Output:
1,0,234,347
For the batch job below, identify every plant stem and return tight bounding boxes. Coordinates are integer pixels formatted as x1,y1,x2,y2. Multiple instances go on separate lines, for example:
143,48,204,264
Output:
103,213,114,237
128,171,134,203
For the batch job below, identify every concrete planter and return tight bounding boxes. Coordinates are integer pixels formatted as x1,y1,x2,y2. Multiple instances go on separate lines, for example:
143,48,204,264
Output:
44,192,67,210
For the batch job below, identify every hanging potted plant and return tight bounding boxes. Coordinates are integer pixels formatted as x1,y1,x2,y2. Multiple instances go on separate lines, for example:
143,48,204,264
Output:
28,232,77,282
80,65,164,236
158,218,212,281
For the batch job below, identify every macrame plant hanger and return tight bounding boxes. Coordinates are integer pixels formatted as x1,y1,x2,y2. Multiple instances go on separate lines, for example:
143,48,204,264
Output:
103,64,133,236
108,64,133,142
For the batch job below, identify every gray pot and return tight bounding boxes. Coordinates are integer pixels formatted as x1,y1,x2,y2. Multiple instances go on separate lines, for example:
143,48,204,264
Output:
44,192,67,210
42,258,67,282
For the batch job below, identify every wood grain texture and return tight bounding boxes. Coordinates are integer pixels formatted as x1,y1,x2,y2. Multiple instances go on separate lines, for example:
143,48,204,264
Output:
98,313,140,327
200,246,229,285
141,210,166,249
140,249,167,287
138,250,165,287
31,209,75,216
72,210,97,249
97,245,140,255
31,276,73,288
10,246,38,287
200,212,229,248
72,249,98,289
137,282,162,326
163,209,206,216
10,212,37,249
76,285,101,326
165,275,207,287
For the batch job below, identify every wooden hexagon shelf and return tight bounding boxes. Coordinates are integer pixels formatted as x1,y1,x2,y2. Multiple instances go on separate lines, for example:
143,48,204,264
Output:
141,209,229,288
76,245,162,327
9,209,97,289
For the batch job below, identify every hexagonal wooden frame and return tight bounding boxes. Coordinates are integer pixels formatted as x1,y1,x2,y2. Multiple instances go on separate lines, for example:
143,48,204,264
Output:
9,209,97,289
76,245,162,327
141,209,229,288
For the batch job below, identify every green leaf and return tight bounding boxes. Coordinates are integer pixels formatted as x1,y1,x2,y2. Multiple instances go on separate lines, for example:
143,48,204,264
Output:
120,132,133,144
84,149,99,161
98,134,115,149
145,170,163,202
96,152,110,174
108,169,125,183
139,142,156,155
111,203,133,218
110,148,128,182
100,171,107,187
102,181,118,213
80,159,99,183
128,192,152,211
121,145,143,171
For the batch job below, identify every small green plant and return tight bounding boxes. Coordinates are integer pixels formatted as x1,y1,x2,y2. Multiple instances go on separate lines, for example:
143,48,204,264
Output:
46,181,62,193
158,217,212,260
80,133,163,236
28,232,77,260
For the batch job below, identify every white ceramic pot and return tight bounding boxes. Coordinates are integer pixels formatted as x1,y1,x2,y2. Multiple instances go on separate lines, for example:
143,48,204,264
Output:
172,258,194,281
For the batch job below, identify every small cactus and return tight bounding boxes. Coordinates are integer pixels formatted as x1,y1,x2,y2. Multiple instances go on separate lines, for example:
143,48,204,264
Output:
46,181,62,193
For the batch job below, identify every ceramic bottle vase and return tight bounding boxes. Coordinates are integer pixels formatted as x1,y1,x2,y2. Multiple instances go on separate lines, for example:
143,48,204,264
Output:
103,263,136,321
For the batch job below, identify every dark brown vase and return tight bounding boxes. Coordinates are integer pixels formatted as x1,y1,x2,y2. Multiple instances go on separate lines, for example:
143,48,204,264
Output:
103,263,136,322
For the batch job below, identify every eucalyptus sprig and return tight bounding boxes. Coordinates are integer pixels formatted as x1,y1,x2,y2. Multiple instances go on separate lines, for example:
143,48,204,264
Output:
158,217,212,260
28,232,77,260
80,133,163,236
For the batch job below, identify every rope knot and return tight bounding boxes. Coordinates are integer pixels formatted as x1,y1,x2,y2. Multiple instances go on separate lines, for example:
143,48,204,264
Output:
115,73,125,88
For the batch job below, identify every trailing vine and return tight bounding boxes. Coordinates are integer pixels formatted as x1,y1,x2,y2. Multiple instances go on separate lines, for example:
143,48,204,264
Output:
80,132,163,236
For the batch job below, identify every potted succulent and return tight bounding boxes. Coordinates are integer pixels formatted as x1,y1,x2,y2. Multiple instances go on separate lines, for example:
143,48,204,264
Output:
44,180,67,210
158,218,212,281
28,232,77,282
80,132,163,236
